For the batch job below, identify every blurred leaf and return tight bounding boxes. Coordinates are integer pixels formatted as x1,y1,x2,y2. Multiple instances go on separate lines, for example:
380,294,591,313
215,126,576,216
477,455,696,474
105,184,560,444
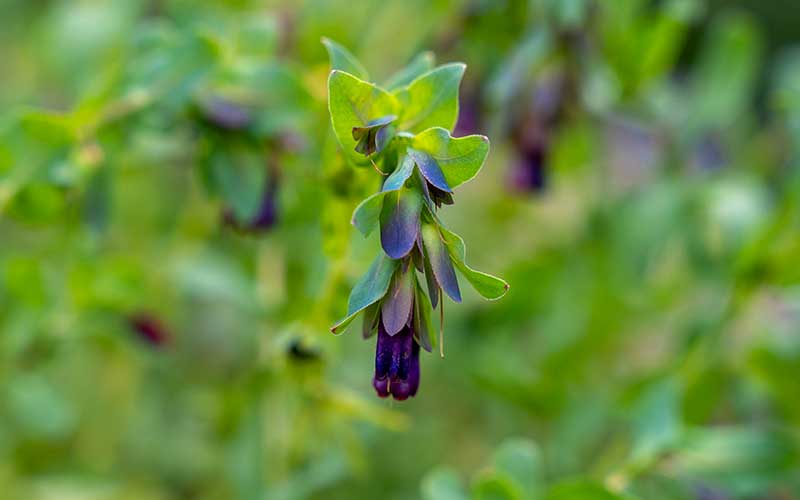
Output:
422,468,468,500
492,438,543,499
547,480,633,500
384,51,436,91
322,37,370,81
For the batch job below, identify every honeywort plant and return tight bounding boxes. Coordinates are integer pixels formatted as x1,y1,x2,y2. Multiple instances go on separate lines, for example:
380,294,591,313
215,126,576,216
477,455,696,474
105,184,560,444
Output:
323,39,509,400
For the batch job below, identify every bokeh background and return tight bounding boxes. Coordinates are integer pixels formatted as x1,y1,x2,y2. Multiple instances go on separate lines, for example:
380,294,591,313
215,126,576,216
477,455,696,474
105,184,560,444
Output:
2,0,800,499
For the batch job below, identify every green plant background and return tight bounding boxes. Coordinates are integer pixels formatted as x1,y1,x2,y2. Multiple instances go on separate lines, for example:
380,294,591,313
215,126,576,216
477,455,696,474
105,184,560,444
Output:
2,0,800,499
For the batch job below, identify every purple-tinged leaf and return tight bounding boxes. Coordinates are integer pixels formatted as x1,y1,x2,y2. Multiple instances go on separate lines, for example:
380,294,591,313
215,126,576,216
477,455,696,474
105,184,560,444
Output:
330,254,398,335
380,188,423,259
382,154,415,192
440,225,509,300
421,222,461,303
420,233,440,309
351,155,415,237
381,268,414,336
408,148,451,192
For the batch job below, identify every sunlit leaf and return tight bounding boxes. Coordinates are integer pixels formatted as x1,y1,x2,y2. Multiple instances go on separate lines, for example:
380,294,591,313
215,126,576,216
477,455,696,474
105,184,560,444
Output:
395,63,465,133
384,51,436,91
328,70,399,165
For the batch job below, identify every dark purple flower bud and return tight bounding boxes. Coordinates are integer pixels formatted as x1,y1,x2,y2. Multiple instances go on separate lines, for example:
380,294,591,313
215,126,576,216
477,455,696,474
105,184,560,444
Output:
198,97,253,131
373,321,421,400
353,115,397,157
223,173,279,232
128,314,171,347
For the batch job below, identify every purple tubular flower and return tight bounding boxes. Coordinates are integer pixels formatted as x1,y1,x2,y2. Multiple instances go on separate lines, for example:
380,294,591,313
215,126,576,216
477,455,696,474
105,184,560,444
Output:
373,321,421,400
509,147,547,193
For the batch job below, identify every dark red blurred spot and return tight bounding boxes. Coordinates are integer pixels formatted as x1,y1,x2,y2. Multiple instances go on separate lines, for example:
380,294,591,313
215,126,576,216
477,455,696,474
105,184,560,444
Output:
128,314,171,347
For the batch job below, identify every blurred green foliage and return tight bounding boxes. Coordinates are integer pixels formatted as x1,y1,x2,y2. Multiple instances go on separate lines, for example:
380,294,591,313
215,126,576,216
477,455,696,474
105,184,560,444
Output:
2,0,800,499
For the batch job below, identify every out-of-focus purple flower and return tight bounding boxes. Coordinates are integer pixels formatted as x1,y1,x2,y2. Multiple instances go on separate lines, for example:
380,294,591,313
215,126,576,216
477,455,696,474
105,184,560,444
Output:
507,72,566,194
454,92,482,136
508,147,547,193
692,133,728,171
373,322,421,401
198,97,253,131
223,170,279,232
128,314,171,347
694,484,729,500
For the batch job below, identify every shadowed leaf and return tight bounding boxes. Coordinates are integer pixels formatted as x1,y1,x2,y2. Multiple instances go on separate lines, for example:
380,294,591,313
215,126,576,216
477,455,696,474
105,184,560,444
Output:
331,254,398,335
413,277,435,352
421,222,461,303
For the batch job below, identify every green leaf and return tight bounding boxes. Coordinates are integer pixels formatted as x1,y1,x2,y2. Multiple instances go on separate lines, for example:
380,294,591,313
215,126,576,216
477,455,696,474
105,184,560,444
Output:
321,37,369,81
395,63,465,133
331,254,399,335
328,70,399,166
492,439,543,499
384,51,436,91
472,471,521,500
411,127,489,189
209,144,266,221
362,301,381,339
351,155,416,237
547,480,633,500
421,468,468,500
439,225,508,300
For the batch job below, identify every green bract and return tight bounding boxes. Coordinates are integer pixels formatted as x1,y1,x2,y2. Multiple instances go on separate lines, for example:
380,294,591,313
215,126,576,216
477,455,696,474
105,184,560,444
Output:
326,40,507,371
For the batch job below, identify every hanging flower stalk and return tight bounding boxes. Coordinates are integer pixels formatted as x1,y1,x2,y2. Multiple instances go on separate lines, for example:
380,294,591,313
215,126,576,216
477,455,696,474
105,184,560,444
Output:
324,39,508,400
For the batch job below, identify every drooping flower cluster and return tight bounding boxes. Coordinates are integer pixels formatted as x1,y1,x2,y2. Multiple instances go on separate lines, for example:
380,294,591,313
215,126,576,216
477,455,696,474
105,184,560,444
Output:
324,40,508,400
